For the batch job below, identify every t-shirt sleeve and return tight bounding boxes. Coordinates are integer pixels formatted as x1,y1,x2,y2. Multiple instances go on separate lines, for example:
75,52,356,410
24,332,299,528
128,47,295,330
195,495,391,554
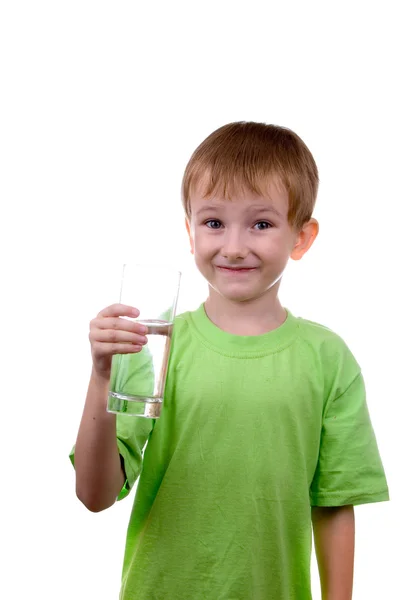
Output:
310,371,389,507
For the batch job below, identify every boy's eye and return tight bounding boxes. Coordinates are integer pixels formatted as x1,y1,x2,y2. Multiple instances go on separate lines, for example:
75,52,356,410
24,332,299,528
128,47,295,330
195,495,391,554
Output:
205,220,222,229
254,221,272,231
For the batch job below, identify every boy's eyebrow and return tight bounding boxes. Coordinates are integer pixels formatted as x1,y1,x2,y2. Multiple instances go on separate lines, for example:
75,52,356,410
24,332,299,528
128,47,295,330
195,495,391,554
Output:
195,205,218,214
249,205,284,218
195,204,284,218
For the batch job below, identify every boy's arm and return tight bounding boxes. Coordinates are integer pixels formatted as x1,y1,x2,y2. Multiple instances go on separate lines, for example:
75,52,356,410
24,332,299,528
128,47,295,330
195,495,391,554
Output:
74,369,126,512
311,505,355,600
73,303,149,512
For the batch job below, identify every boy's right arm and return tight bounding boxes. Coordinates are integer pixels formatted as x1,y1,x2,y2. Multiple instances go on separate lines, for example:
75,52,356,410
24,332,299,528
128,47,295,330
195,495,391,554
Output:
73,304,148,513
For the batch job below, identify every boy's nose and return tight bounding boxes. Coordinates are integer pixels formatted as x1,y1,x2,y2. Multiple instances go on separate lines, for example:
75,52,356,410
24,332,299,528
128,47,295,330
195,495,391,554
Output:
220,231,249,260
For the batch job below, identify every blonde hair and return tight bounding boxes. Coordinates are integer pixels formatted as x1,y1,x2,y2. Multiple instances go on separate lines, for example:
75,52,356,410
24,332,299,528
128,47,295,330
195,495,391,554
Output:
182,121,319,230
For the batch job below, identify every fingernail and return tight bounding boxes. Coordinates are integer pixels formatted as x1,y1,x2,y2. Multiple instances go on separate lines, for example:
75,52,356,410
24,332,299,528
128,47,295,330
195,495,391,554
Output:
138,325,147,334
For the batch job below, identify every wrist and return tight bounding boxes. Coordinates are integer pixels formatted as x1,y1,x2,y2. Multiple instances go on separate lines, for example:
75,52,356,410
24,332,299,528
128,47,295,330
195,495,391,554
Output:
86,368,113,414
90,366,111,387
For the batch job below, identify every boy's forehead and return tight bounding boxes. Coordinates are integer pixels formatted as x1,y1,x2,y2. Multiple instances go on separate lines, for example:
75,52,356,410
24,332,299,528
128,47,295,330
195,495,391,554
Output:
190,177,289,214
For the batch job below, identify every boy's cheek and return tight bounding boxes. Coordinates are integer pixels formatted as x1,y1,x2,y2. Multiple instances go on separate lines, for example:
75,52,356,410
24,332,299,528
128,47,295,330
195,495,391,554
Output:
192,239,209,258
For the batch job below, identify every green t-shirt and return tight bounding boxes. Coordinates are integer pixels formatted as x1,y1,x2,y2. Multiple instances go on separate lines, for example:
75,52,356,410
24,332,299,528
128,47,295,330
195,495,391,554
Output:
72,305,389,599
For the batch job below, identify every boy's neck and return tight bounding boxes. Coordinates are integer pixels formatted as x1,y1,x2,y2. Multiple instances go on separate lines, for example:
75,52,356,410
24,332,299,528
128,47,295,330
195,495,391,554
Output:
204,287,287,336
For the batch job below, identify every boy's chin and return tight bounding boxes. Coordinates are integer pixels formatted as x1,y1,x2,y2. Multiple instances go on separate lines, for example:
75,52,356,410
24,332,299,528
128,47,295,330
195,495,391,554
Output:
208,279,280,304
210,285,261,304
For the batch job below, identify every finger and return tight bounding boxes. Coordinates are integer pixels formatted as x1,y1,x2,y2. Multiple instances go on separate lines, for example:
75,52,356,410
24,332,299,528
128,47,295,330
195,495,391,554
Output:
92,342,145,356
97,304,140,319
91,329,148,345
91,316,148,334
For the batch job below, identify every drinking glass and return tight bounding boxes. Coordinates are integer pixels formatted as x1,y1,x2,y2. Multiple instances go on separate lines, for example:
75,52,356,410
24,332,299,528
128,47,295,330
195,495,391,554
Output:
107,264,181,418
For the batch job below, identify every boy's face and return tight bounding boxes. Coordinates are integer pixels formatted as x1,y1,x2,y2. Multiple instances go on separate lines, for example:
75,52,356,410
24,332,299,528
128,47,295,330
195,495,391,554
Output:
186,180,317,305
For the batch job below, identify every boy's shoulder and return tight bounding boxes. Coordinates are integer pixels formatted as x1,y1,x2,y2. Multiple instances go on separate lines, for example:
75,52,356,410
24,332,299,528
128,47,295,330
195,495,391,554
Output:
294,313,361,384
173,310,193,332
296,314,345,342
295,313,352,351
170,309,195,342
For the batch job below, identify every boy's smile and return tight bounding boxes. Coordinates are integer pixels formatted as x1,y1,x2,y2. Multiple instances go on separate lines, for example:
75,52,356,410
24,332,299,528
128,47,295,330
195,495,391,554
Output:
215,266,258,273
187,180,316,309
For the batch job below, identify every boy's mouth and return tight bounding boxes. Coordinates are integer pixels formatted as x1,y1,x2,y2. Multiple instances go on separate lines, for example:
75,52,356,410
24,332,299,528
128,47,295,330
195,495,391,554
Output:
215,266,257,273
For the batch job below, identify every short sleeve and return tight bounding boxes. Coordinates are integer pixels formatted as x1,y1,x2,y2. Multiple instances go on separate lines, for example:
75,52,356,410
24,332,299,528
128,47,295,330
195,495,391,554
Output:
310,371,389,507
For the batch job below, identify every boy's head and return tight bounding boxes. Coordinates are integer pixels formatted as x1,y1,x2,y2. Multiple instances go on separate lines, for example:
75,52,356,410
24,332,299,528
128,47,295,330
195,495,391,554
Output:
182,121,319,232
182,122,319,305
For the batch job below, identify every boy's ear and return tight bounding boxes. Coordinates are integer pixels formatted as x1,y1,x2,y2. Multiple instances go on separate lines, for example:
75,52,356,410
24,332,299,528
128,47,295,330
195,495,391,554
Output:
185,219,194,254
290,218,319,261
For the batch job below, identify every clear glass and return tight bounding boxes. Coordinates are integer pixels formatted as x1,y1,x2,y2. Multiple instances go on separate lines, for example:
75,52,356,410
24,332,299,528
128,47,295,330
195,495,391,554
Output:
107,264,181,418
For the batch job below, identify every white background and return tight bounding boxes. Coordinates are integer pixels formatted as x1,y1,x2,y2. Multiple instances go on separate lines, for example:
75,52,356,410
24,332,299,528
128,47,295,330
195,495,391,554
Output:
1,1,398,598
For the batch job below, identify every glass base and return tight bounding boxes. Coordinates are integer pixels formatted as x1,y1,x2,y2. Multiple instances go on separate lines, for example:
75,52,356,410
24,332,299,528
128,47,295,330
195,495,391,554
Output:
107,391,162,418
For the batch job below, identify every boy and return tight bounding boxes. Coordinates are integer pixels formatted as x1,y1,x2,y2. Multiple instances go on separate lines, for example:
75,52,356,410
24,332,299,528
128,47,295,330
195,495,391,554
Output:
71,122,389,599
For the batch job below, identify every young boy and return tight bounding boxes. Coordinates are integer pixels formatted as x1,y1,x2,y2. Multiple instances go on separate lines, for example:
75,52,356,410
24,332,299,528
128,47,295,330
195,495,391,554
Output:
71,122,389,599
